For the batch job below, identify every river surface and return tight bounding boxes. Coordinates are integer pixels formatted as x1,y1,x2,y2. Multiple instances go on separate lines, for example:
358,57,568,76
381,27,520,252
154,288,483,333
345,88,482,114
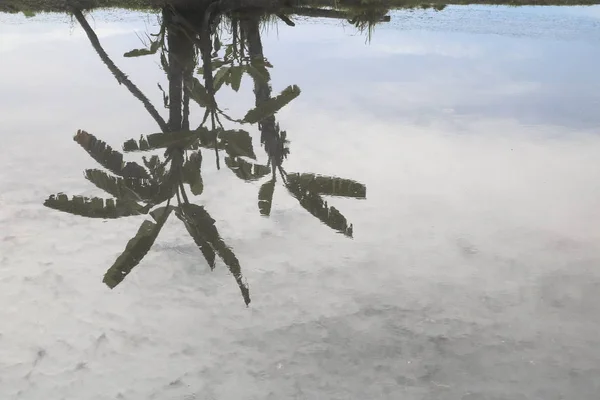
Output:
1,5,600,400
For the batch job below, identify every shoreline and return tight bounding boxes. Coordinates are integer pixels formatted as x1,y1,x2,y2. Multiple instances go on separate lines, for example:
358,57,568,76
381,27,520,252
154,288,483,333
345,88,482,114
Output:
2,0,600,13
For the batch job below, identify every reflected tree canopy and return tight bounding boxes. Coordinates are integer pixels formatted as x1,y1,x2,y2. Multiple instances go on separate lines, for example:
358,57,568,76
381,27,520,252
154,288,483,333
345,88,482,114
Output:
43,2,369,305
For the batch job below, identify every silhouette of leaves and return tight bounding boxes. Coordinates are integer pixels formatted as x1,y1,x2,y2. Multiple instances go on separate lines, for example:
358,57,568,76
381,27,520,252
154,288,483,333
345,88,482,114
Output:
209,59,228,71
122,129,253,159
143,155,167,182
229,65,244,92
188,77,213,108
103,205,173,289
123,128,215,152
251,58,273,76
41,14,369,306
213,66,231,91
182,151,204,195
175,204,216,270
124,28,162,57
258,178,275,216
74,130,148,179
84,169,160,203
176,204,250,305
246,64,269,84
145,167,179,205
285,180,354,237
243,85,300,124
225,157,270,181
286,173,366,198
219,129,256,159
123,40,160,57
44,193,143,219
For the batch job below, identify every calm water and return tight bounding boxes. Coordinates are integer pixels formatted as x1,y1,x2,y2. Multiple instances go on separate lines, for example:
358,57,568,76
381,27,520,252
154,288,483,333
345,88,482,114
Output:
1,5,600,399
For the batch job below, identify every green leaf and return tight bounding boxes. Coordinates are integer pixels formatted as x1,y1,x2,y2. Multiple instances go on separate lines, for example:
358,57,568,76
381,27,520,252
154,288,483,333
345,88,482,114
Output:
147,168,178,205
150,205,176,222
187,77,213,108
73,130,124,175
243,85,301,124
225,157,270,182
252,58,273,69
194,128,220,148
123,128,214,152
229,66,244,92
175,204,250,305
127,129,252,159
123,40,159,57
102,206,173,289
175,204,216,270
123,48,154,57
150,40,160,53
84,168,133,200
246,64,269,85
219,129,255,159
224,67,233,86
213,66,231,92
143,155,166,182
122,162,150,179
140,157,180,205
74,130,148,178
285,180,354,237
182,151,204,196
286,173,366,198
258,179,275,216
44,193,142,219
213,35,221,52
84,169,155,203
209,59,228,71
123,137,148,152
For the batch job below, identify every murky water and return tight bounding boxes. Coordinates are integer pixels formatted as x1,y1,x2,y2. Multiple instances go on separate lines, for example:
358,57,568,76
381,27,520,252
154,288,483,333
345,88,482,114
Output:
1,4,600,399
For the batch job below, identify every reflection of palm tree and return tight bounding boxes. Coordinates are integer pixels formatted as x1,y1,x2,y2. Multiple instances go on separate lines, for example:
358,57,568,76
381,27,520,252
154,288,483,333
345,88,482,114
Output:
45,129,251,305
45,5,367,304
239,13,366,234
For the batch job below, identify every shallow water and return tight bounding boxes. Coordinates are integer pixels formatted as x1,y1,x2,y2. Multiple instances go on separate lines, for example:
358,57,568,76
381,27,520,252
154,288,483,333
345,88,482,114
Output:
1,5,600,399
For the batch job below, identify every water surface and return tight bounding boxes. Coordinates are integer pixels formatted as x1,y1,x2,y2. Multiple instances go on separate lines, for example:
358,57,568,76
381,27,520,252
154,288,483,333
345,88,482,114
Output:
1,5,600,399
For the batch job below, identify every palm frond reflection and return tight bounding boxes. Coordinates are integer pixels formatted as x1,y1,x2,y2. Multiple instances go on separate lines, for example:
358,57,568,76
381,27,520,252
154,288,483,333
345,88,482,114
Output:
44,3,368,305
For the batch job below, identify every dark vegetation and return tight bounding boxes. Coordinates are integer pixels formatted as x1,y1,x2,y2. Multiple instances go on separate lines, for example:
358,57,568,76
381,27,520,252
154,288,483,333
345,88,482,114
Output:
41,5,367,305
